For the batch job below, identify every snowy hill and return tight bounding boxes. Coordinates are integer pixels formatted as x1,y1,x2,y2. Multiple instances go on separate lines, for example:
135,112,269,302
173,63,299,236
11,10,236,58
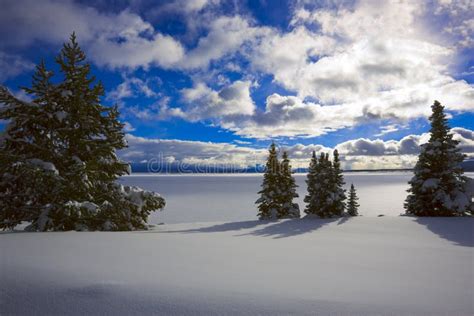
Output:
1,217,472,315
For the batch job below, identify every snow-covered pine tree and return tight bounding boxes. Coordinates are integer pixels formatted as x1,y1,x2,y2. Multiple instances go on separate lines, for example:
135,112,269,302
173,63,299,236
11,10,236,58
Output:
347,184,359,216
0,33,165,231
405,100,470,216
278,151,300,218
256,143,281,220
304,151,319,215
329,149,346,217
0,61,66,230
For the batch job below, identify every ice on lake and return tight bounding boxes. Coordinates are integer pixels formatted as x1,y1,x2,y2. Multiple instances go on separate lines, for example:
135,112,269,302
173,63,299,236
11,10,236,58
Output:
120,172,462,224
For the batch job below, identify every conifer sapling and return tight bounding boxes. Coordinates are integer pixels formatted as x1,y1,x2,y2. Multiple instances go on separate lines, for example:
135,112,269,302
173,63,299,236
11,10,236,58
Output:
347,184,359,216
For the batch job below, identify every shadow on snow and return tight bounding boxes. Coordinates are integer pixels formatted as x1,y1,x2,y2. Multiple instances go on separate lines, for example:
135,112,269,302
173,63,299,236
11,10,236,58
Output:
159,216,351,239
414,217,474,247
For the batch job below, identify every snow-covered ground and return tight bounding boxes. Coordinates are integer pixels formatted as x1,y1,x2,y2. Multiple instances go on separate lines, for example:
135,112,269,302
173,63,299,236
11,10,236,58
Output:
120,172,426,223
2,173,473,315
1,217,473,315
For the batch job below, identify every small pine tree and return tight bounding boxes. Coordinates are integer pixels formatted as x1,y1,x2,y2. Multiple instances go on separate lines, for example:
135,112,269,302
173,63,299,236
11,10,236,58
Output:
0,33,165,231
347,184,359,216
278,151,300,219
304,151,319,215
256,143,281,220
405,100,470,216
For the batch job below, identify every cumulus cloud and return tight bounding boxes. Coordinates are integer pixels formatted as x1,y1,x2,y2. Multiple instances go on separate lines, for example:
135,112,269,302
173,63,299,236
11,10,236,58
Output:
219,0,473,138
252,0,473,102
179,16,272,70
120,128,474,170
336,128,474,157
116,0,473,139
0,0,185,69
175,80,255,120
219,93,353,138
122,134,267,168
89,33,184,69
3,0,472,140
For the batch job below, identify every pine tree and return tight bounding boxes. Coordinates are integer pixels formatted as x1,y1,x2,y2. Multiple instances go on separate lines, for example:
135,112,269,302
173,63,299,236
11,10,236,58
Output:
256,143,281,220
304,151,319,215
347,184,359,216
0,33,165,231
329,149,346,216
0,62,65,230
405,100,470,216
317,152,333,218
278,151,300,218
304,151,347,218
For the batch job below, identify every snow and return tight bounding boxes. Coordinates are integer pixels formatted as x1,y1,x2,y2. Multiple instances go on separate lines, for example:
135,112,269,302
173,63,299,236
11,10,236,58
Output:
1,217,472,315
61,90,72,98
421,178,439,190
65,201,99,213
55,111,67,122
120,172,418,224
27,158,59,175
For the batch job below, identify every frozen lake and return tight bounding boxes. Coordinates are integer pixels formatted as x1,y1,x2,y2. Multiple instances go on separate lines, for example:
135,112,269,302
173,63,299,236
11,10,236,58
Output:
120,172,474,224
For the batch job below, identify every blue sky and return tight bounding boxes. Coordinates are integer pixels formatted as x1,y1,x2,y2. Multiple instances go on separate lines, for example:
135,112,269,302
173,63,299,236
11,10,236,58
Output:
1,0,473,169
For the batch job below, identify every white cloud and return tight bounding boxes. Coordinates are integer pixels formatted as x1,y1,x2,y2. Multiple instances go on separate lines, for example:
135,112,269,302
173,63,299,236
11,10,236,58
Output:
89,32,184,69
3,0,472,140
177,80,256,120
375,124,403,137
433,0,474,48
336,128,474,157
108,0,472,139
220,93,352,138
107,76,161,101
121,134,266,168
159,0,220,14
180,15,272,69
122,122,136,132
120,128,474,170
230,0,473,137
0,52,34,82
0,0,185,69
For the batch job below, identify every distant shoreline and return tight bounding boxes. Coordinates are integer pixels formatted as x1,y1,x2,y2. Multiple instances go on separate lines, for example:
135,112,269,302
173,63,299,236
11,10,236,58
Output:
128,161,474,174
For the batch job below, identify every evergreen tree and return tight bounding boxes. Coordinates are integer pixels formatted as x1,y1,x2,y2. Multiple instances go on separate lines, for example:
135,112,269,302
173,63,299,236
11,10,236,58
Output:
347,184,359,216
405,100,470,216
278,151,300,218
0,33,165,231
305,151,346,218
256,143,281,219
304,151,319,215
0,62,65,230
316,152,334,218
329,149,346,216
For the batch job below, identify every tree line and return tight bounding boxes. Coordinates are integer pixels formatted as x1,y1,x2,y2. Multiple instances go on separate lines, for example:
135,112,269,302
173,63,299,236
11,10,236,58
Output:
256,145,359,219
256,99,472,219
